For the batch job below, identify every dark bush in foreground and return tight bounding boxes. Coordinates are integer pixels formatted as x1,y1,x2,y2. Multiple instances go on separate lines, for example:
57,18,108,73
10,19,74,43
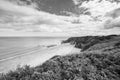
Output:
1,51,120,80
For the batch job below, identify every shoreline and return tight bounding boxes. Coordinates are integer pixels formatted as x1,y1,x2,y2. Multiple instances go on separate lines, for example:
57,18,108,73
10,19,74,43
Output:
0,43,80,73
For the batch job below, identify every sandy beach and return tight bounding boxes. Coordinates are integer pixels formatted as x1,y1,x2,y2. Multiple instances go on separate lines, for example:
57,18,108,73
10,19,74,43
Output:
0,43,80,73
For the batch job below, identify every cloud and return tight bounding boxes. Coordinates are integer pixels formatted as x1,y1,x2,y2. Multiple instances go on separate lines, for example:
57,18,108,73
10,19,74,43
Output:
78,0,120,31
103,7,120,29
72,0,80,5
106,8,120,18
0,0,75,33
104,17,120,29
0,0,40,16
1,0,120,36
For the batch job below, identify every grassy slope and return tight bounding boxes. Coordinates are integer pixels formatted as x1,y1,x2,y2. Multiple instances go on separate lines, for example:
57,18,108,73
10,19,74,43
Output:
62,35,120,51
1,35,120,80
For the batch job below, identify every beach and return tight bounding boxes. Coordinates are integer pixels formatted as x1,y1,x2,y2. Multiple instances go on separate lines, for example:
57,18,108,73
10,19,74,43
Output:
0,43,80,73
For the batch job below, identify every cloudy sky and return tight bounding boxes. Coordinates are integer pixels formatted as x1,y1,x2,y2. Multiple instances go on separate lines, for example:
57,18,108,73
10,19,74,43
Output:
0,0,120,36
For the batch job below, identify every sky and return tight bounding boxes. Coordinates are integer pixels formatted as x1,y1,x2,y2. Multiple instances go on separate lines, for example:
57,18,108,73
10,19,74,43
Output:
0,0,120,37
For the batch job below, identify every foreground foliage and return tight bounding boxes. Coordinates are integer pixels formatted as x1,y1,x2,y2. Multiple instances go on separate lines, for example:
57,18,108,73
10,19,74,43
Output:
1,50,120,80
1,35,120,80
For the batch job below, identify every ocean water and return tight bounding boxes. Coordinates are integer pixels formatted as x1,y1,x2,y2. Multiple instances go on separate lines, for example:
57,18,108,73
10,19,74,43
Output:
0,37,67,60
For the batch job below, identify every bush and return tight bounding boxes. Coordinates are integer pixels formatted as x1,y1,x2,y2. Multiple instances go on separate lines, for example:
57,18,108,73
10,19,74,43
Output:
1,52,120,80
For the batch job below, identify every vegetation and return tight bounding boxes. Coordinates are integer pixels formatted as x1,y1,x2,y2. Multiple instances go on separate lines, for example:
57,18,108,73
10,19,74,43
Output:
62,35,119,51
1,35,120,80
1,51,120,80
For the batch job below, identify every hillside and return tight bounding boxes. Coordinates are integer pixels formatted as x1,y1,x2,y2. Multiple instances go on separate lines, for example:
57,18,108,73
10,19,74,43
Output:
62,35,120,51
1,35,120,80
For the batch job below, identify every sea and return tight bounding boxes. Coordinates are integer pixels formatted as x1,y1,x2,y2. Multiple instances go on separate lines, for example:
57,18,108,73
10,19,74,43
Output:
0,37,67,61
